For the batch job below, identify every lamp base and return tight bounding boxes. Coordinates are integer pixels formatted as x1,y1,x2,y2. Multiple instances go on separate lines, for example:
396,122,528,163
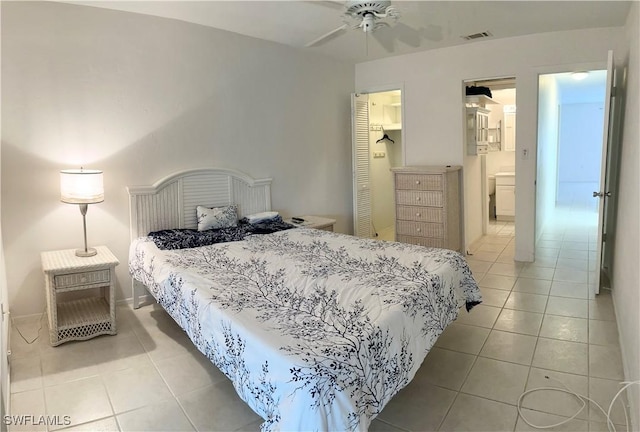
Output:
75,247,97,257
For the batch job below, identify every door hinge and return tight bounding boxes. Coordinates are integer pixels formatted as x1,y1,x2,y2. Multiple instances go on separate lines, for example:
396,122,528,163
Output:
602,233,607,242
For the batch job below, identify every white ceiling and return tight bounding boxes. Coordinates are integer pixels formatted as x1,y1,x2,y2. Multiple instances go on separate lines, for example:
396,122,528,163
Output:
63,1,633,63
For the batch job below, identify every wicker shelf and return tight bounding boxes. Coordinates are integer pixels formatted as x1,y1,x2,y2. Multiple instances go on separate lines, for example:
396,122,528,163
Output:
57,297,111,329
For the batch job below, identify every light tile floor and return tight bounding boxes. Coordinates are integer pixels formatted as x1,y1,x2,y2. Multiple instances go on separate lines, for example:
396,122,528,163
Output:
8,208,628,432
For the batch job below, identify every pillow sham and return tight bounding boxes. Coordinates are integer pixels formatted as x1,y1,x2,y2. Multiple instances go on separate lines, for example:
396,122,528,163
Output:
197,205,238,231
245,211,279,224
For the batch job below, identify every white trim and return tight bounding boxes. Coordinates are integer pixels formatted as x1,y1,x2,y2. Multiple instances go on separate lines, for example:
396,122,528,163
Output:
127,167,272,196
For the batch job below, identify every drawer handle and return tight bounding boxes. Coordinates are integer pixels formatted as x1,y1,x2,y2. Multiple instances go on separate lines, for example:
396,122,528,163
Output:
416,197,421,201
415,180,421,185
416,213,421,217
417,228,421,232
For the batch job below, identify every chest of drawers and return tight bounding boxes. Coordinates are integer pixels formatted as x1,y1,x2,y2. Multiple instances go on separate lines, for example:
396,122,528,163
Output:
391,166,462,251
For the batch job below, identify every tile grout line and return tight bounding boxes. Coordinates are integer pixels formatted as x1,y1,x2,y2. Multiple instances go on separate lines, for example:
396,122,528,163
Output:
128,307,200,432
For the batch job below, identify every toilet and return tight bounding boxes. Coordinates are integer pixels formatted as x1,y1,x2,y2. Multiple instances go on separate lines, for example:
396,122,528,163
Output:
488,175,496,219
488,175,496,195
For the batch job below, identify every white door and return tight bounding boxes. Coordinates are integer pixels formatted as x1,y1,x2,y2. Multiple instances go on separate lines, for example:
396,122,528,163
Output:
352,93,372,238
593,50,617,295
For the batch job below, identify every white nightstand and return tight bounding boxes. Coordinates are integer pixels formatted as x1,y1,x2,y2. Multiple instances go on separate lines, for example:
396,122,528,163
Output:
41,245,119,346
287,215,336,231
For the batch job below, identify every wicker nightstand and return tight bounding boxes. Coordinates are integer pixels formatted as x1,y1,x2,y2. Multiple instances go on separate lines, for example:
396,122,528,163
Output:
286,215,336,231
41,246,119,346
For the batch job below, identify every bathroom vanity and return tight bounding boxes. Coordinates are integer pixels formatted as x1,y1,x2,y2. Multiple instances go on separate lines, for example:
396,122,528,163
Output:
495,172,515,220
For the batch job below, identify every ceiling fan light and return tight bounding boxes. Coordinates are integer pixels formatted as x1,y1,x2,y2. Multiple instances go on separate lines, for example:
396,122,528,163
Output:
361,14,375,32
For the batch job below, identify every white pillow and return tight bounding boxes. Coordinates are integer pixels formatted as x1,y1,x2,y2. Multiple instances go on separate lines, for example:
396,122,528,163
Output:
196,205,238,231
246,211,279,224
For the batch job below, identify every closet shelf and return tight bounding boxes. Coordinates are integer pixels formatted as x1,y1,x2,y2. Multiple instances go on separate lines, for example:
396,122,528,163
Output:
381,123,401,130
466,95,498,107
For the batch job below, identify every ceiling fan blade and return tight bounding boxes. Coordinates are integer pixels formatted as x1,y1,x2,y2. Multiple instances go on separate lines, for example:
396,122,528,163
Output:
422,23,443,42
372,26,395,52
305,0,345,11
305,24,348,47
394,22,421,47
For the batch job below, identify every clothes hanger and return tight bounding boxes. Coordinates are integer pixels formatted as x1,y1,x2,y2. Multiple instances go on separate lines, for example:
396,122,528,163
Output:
376,128,395,144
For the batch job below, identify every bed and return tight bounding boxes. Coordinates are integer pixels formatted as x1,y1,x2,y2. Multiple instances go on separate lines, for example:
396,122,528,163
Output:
127,168,481,432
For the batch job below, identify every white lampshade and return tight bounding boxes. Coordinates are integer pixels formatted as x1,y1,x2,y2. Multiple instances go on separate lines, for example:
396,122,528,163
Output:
60,169,104,204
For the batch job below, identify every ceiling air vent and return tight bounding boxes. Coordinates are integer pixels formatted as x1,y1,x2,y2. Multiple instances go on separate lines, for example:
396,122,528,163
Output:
462,31,493,41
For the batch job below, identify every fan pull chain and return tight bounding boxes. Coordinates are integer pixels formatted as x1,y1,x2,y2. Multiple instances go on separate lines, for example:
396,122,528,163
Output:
366,31,369,56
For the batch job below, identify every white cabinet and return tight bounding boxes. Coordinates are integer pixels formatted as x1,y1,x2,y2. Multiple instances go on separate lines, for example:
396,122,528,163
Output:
504,112,516,151
466,107,490,155
495,173,515,221
496,186,515,219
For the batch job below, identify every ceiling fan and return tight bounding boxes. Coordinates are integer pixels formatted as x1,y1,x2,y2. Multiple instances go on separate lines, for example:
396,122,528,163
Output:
306,0,412,51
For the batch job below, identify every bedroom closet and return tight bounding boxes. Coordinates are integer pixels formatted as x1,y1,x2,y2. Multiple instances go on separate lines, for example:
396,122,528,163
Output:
352,90,403,239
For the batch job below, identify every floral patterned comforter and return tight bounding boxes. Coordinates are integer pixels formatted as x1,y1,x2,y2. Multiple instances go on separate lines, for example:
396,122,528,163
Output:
129,228,481,432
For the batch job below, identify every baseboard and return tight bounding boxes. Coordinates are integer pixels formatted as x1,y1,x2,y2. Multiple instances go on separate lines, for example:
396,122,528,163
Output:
116,295,155,307
613,297,639,431
9,310,46,325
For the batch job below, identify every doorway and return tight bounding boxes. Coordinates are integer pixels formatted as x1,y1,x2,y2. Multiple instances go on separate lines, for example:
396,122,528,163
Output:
462,77,517,254
536,70,608,292
352,90,404,239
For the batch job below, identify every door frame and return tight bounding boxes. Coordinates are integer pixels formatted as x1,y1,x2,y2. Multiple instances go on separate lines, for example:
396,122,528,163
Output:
352,83,406,237
532,59,609,262
460,75,516,254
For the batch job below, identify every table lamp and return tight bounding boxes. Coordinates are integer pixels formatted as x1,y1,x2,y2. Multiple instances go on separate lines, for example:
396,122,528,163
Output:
60,168,104,257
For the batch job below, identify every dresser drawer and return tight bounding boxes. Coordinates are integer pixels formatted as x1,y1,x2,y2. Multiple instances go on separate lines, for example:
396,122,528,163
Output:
397,205,443,223
395,174,443,191
54,269,111,289
396,190,443,207
396,221,444,238
396,235,444,248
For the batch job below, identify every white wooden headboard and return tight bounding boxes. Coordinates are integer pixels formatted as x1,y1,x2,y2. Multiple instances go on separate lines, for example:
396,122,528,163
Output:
127,168,272,240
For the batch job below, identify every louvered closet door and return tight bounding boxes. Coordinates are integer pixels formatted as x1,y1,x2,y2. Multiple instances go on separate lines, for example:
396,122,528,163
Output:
352,93,372,238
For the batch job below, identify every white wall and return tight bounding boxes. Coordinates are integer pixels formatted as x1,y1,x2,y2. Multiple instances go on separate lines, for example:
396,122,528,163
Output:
1,1,354,316
535,75,560,239
356,26,625,262
0,227,7,424
0,0,9,413
557,102,604,207
613,1,640,428
485,89,516,177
